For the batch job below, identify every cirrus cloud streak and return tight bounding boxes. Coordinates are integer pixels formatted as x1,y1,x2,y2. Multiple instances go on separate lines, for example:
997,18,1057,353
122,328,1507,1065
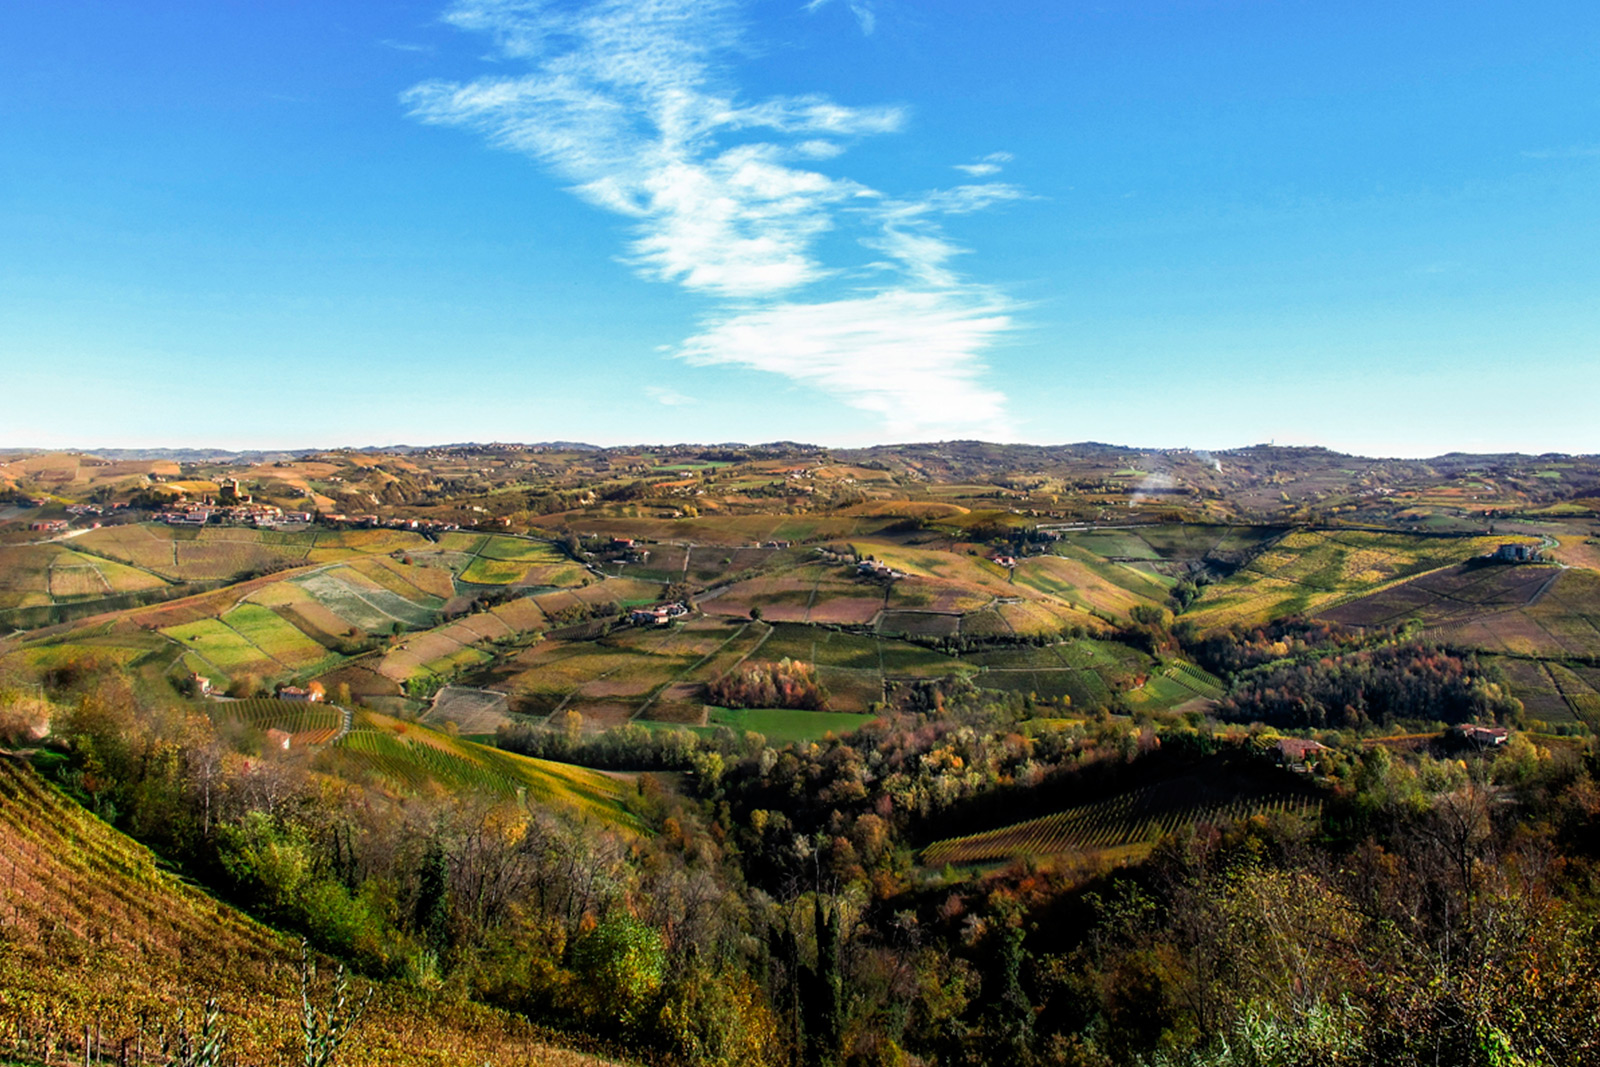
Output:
406,0,1022,436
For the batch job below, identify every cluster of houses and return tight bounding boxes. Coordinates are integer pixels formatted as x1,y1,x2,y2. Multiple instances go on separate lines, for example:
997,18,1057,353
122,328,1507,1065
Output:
23,500,125,533
157,500,307,527
856,558,903,580
606,537,650,563
629,602,689,626
323,513,461,534
65,502,124,517
151,497,461,534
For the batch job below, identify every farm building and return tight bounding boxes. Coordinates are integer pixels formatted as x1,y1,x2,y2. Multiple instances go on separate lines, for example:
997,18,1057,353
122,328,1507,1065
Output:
1274,737,1326,769
1453,723,1509,747
277,685,325,704
1492,543,1541,563
630,602,688,626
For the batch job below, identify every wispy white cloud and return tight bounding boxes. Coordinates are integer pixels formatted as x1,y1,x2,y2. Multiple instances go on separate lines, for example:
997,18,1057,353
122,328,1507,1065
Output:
678,289,1013,436
408,0,1021,436
865,183,1028,286
803,0,876,36
406,0,899,298
954,151,1014,177
647,385,696,406
380,39,436,54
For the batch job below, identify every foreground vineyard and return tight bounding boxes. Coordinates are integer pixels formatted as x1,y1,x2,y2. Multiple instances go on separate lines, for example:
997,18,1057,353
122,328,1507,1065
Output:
921,769,1323,867
0,757,616,1067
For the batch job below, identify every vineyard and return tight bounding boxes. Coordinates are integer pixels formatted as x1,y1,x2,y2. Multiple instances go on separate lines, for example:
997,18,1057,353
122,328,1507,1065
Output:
0,757,617,1067
921,772,1323,867
1184,530,1528,630
1164,661,1227,700
329,713,643,832
209,698,344,745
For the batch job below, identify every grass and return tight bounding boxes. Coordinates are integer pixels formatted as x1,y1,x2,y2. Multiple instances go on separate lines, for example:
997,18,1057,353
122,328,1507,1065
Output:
160,617,281,677
460,556,531,584
705,706,877,744
221,603,334,668
476,536,567,563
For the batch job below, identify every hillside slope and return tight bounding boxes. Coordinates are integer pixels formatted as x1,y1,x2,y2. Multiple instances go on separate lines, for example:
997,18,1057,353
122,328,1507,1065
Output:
0,756,618,1067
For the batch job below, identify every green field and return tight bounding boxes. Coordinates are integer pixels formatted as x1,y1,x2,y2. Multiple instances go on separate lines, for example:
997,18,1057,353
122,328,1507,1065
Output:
460,556,531,584
475,536,567,563
220,603,335,668
162,617,282,677
706,706,876,743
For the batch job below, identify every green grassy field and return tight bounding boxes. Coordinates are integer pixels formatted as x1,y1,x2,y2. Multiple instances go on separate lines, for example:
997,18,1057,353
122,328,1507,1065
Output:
161,617,283,677
706,706,877,743
220,603,335,669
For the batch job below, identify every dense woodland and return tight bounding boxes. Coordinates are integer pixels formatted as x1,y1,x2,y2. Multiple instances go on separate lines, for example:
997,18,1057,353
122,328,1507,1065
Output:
5,649,1600,1067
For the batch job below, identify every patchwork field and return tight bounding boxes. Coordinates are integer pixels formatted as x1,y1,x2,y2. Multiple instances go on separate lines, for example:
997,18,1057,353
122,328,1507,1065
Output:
0,543,174,610
292,567,442,631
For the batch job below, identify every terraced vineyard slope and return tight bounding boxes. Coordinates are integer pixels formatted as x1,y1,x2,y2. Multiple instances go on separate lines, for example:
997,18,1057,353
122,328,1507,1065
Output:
326,711,645,832
0,757,615,1067
922,759,1323,868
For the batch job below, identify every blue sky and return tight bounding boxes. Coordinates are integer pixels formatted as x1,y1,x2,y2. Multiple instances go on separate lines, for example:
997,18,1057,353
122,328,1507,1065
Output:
2,0,1596,456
